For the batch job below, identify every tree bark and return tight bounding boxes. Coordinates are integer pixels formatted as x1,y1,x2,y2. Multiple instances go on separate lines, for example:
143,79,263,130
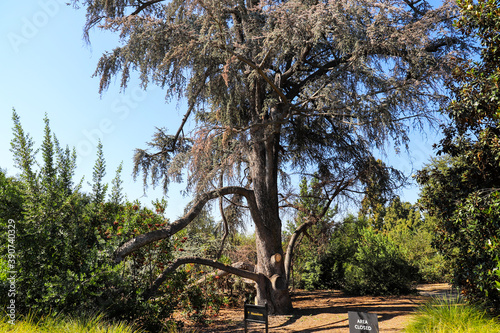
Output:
142,257,260,301
246,119,293,314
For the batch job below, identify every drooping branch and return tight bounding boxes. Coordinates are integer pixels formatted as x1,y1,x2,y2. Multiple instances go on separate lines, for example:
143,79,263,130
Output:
284,220,314,283
114,186,256,263
142,257,261,300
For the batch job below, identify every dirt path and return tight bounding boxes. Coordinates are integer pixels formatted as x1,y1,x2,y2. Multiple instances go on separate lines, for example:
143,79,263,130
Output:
190,284,455,332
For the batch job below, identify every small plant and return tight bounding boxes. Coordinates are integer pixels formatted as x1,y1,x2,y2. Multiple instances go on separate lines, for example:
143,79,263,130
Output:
405,297,500,333
0,312,148,333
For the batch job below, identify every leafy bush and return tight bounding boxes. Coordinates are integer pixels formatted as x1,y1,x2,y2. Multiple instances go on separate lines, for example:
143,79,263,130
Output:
317,215,366,290
342,227,418,296
1,112,216,331
317,215,418,296
448,191,500,308
382,199,450,283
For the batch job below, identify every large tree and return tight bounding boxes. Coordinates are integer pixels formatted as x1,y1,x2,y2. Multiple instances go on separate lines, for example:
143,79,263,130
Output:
417,0,500,307
74,0,467,313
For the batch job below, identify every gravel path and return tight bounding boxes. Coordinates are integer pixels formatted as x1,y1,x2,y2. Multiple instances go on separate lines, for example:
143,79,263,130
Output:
187,283,454,332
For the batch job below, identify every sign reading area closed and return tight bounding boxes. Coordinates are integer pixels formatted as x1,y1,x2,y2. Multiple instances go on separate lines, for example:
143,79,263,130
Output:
348,311,379,333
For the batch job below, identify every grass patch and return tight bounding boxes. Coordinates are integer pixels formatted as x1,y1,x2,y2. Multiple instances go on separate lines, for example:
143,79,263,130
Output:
405,296,500,333
0,312,146,333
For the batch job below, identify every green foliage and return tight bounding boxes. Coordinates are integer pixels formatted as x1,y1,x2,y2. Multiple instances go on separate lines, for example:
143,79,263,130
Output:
0,169,23,226
90,140,108,204
299,256,323,291
0,312,147,333
316,214,419,296
405,297,500,333
342,227,417,296
285,176,336,290
449,191,500,307
109,162,124,205
417,0,500,309
359,158,403,229
318,215,367,290
3,112,195,330
383,198,450,283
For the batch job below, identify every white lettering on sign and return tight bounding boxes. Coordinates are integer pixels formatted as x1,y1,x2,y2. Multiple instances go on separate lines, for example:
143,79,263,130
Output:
354,324,372,330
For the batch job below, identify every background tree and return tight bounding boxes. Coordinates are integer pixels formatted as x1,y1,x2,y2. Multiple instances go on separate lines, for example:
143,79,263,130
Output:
417,0,500,308
74,0,468,313
283,176,336,290
383,197,448,283
359,158,404,229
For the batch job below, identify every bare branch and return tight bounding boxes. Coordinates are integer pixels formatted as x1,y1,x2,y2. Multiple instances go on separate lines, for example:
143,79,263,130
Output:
142,257,261,300
114,186,256,262
284,221,313,283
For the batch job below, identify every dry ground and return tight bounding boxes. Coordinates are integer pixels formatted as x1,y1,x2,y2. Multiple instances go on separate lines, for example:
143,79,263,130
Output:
188,284,456,332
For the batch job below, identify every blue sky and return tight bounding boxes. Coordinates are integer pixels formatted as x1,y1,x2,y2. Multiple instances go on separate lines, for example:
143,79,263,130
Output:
0,1,443,220
0,1,192,218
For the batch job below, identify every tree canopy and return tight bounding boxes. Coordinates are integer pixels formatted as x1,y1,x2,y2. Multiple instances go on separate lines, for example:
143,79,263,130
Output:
73,0,469,313
417,0,500,307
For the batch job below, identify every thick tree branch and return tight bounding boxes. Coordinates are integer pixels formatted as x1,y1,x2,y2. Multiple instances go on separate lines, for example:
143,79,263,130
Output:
282,44,312,82
194,261,255,285
285,54,351,100
216,175,229,260
226,49,289,104
142,257,261,300
131,0,164,15
424,37,462,53
114,186,256,263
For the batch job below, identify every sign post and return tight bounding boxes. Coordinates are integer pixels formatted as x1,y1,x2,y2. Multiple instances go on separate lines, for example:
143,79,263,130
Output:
244,302,268,333
348,311,379,333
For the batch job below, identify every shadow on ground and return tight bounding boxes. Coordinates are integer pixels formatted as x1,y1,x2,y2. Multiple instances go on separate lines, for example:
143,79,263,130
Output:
191,283,453,332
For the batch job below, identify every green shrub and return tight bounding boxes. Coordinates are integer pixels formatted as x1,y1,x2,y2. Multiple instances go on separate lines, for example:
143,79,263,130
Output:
300,256,323,291
317,215,366,290
343,227,418,296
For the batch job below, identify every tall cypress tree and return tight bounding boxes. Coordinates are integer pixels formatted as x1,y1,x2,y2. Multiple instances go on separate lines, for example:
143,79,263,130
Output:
90,141,108,204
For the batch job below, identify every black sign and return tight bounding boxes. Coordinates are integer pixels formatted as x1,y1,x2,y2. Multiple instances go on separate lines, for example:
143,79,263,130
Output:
244,303,268,333
348,311,379,333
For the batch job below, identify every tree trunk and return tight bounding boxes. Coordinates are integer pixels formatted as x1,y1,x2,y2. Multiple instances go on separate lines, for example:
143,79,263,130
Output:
247,123,293,314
